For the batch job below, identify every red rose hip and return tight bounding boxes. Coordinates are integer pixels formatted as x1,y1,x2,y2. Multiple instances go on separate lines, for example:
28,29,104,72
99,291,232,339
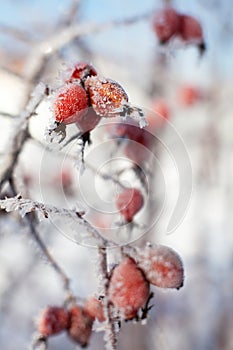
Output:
116,188,144,222
108,257,150,320
68,62,97,82
152,7,181,44
53,83,89,125
179,15,203,44
67,305,93,347
37,306,69,337
84,76,128,117
84,296,105,322
136,244,184,289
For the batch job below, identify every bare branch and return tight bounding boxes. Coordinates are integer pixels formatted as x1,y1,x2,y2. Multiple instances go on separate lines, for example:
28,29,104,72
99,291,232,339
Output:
0,23,33,43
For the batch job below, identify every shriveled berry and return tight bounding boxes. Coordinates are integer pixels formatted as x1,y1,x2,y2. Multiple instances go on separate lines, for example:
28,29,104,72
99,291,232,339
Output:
152,7,181,44
84,76,128,117
53,83,89,125
136,244,184,289
84,296,105,322
116,188,144,222
37,306,68,337
68,62,97,83
108,257,150,320
67,305,93,347
76,107,101,133
179,14,203,44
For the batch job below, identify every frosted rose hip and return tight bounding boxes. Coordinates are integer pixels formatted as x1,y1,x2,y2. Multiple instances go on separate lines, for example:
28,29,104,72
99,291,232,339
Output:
76,108,101,133
67,305,93,347
37,306,68,337
116,188,144,222
179,15,203,44
152,7,181,44
108,257,150,319
53,83,89,125
68,62,97,82
84,76,128,117
136,244,184,289
84,296,105,322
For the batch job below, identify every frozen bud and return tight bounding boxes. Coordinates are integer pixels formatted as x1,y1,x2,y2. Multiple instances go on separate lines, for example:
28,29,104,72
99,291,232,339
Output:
108,257,150,320
136,244,184,289
67,305,93,347
37,306,68,337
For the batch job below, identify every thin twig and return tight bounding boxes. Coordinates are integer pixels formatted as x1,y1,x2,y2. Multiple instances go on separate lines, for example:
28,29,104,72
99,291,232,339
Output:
99,247,118,350
0,83,47,192
8,179,75,301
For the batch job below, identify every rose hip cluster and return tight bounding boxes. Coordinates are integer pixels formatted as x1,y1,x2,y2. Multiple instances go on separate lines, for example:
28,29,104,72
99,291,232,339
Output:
36,244,184,347
108,245,184,321
152,6,205,53
36,296,105,348
51,62,146,139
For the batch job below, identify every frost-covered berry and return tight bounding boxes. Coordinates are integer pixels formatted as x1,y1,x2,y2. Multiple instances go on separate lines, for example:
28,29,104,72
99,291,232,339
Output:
152,7,180,44
84,296,105,322
108,257,150,320
53,83,89,125
136,244,184,289
37,306,69,337
84,76,129,117
107,120,154,164
67,305,93,347
76,107,101,133
179,15,204,45
116,188,144,222
68,62,97,83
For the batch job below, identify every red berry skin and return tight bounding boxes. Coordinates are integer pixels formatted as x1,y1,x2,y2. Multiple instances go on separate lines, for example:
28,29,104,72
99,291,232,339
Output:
53,83,89,125
137,245,184,289
67,62,97,83
152,7,181,44
67,305,93,347
37,306,69,337
179,15,203,43
84,77,129,117
108,257,150,320
84,296,105,322
116,188,144,222
76,108,101,133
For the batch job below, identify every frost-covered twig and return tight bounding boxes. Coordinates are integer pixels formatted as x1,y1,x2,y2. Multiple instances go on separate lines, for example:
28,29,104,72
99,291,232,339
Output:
0,195,110,246
98,247,118,350
0,83,48,192
0,111,16,118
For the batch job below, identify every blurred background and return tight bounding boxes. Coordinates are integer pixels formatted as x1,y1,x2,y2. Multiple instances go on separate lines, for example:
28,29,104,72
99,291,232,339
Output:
0,0,233,349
